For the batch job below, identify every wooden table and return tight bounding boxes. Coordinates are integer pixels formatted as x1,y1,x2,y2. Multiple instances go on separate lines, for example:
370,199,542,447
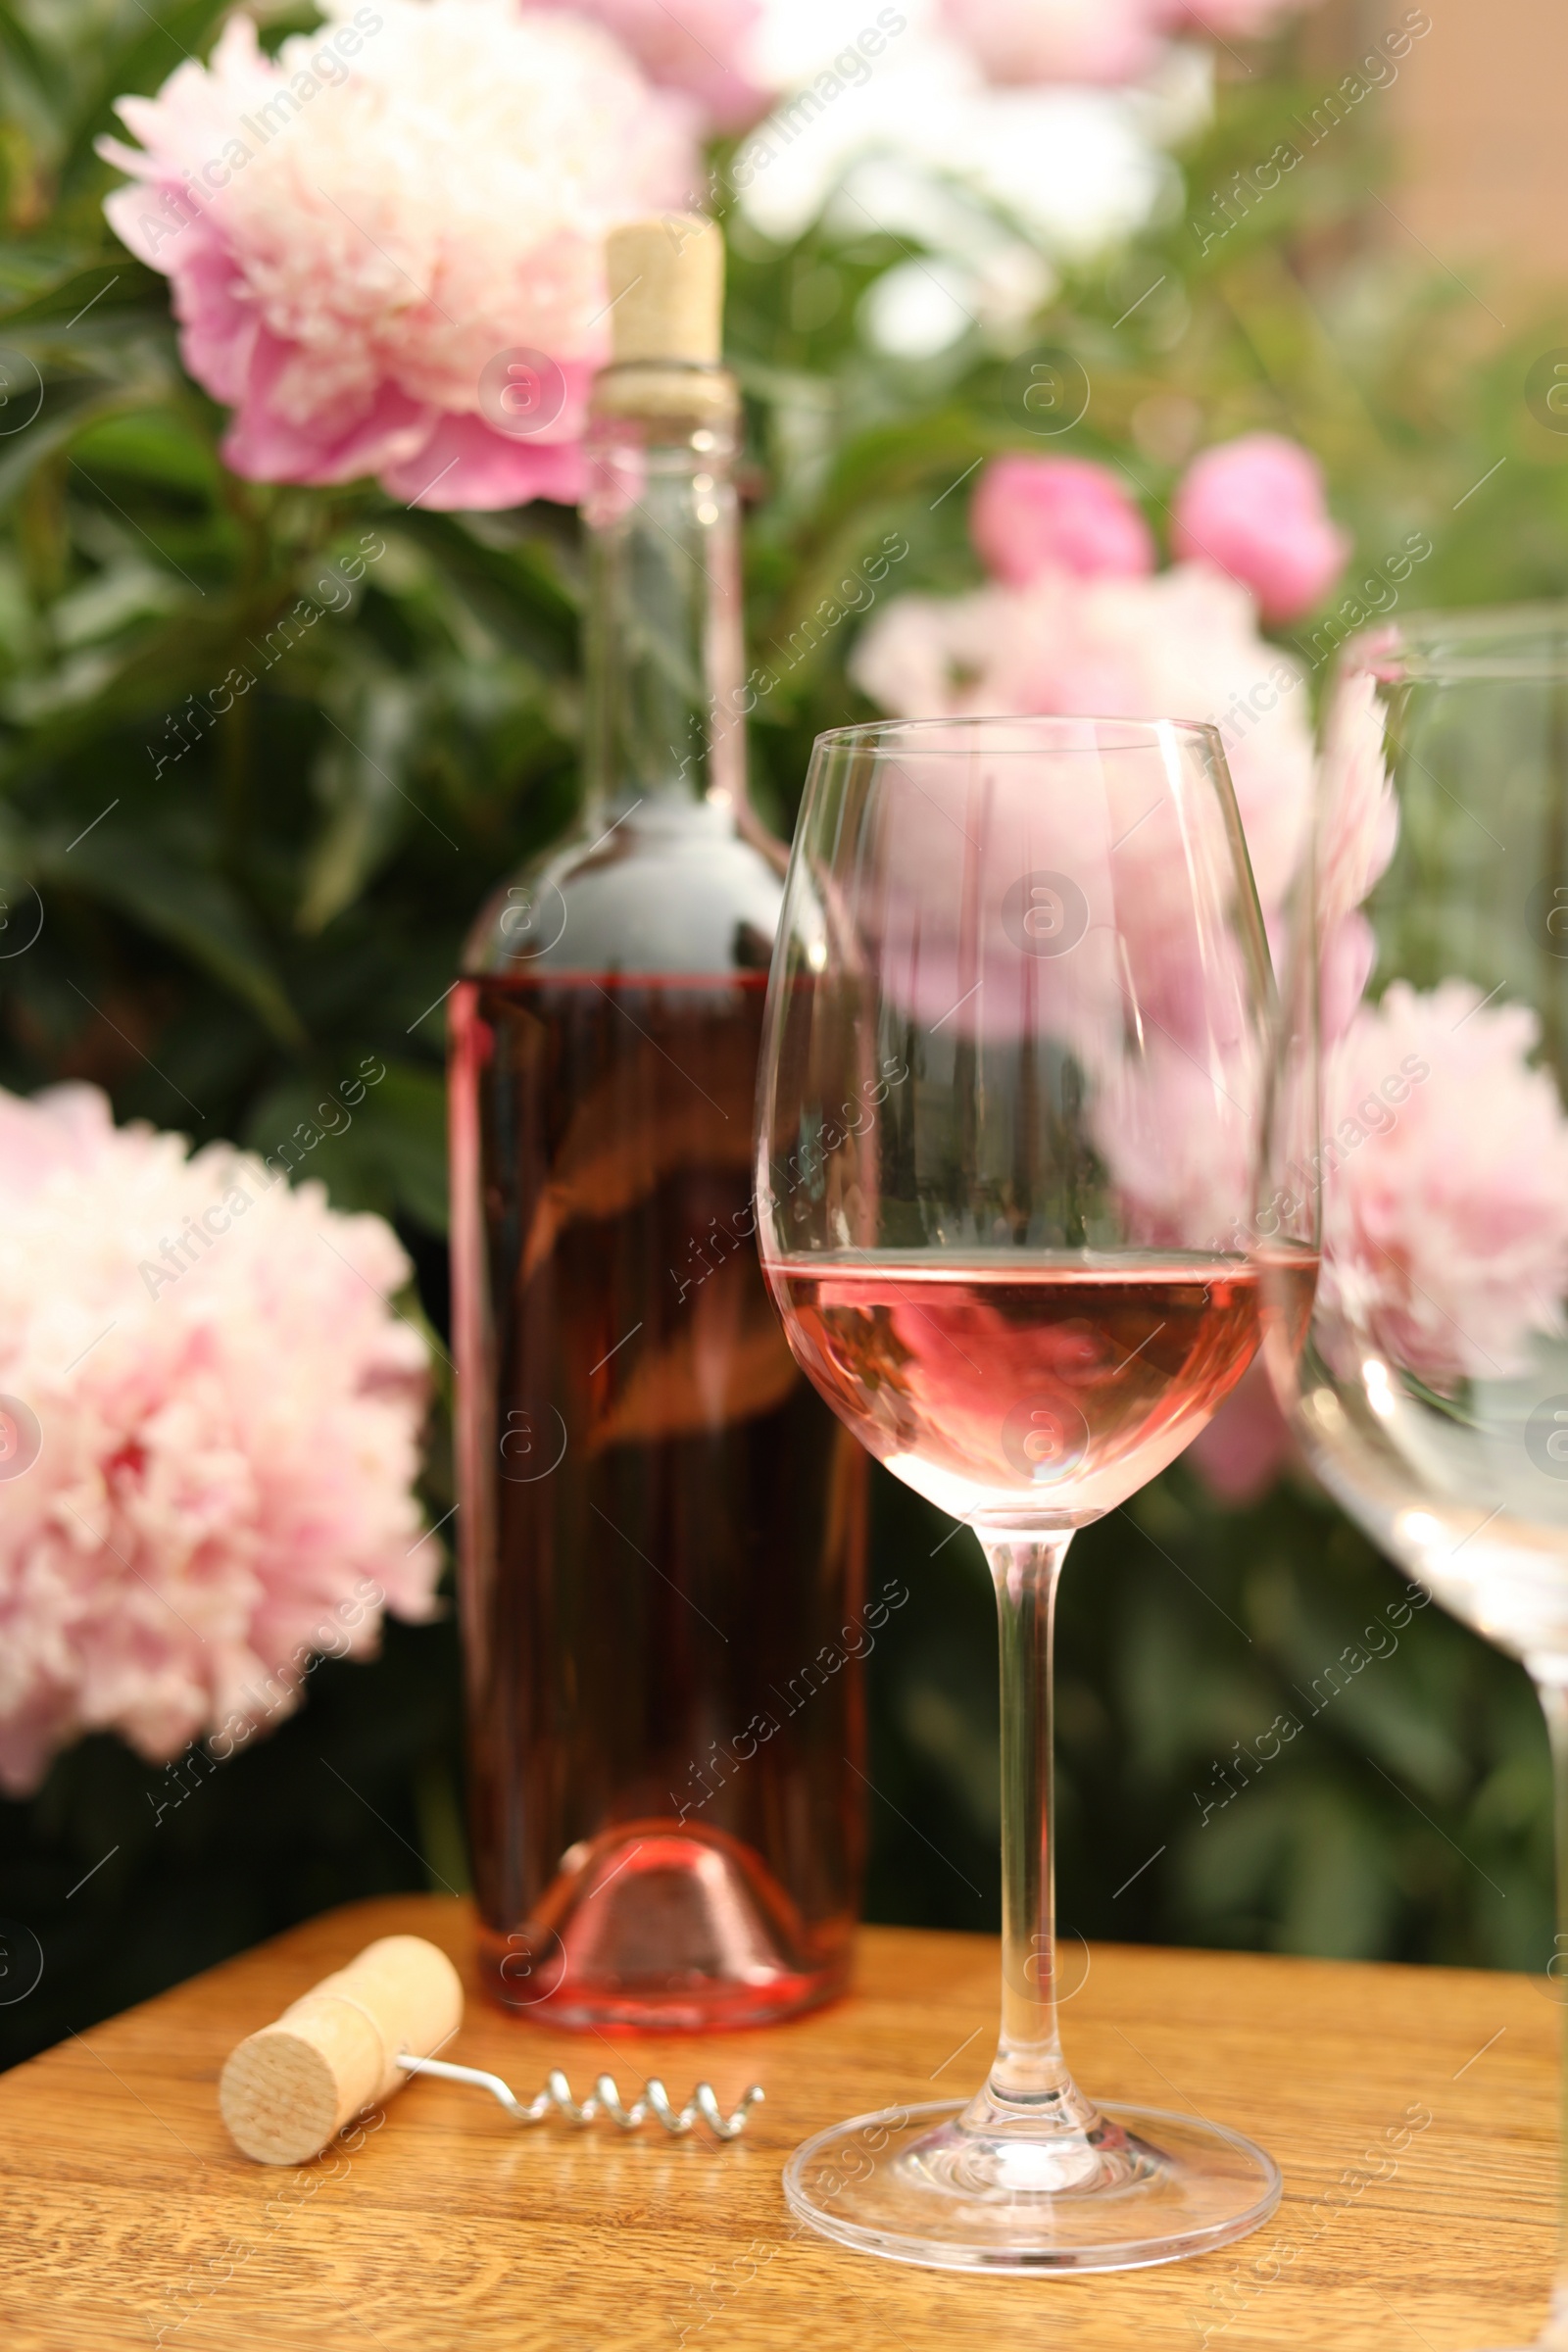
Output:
0,1893,1553,2350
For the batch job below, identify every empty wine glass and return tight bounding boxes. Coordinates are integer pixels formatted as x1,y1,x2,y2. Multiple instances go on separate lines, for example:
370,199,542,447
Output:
1265,607,1568,2349
755,714,1308,2272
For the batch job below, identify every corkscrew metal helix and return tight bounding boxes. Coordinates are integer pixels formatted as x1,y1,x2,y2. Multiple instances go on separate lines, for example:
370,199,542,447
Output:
397,2052,763,2140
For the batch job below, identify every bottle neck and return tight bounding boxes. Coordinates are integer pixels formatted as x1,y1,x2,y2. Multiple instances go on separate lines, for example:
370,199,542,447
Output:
581,362,748,826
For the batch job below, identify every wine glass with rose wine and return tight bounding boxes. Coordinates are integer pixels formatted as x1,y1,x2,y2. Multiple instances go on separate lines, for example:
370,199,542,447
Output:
1263,608,1568,2349
755,714,1316,2272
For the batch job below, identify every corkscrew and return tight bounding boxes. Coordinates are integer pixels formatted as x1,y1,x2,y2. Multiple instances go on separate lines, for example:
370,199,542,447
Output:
218,1935,764,2166
397,2052,763,2139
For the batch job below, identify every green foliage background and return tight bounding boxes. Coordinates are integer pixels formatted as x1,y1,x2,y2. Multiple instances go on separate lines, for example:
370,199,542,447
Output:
1,0,1565,2062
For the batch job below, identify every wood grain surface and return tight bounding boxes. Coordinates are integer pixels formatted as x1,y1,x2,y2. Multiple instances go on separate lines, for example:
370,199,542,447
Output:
0,1893,1552,2351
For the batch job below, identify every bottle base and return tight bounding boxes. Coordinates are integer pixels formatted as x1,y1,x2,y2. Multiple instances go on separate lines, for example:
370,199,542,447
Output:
476,1945,851,2034
477,1819,853,2032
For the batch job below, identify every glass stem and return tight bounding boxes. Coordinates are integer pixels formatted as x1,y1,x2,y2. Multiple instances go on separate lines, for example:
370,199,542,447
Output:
971,1532,1096,2132
1537,1675,1568,2350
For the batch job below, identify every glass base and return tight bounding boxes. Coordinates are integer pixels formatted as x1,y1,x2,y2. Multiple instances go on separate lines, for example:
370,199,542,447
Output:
784,2098,1281,2275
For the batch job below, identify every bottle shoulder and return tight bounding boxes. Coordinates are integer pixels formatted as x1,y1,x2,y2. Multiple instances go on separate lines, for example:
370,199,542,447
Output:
462,802,788,979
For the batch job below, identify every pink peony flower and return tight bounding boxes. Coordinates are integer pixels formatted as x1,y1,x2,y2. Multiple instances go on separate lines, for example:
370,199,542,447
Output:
1093,1041,1262,1251
1319,982,1568,1385
552,0,767,127
851,560,1314,927
970,455,1155,586
99,0,697,509
938,0,1170,85
0,1085,435,1795
1173,434,1351,625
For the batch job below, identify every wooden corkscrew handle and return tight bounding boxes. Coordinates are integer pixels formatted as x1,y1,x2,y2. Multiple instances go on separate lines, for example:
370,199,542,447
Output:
219,1935,463,2166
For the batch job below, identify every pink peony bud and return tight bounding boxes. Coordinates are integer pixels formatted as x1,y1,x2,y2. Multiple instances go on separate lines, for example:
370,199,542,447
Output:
1172,433,1351,624
969,455,1155,587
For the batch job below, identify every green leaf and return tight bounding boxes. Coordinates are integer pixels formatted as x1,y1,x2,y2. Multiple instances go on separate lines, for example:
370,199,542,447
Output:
1,602,249,772
0,0,68,111
0,377,152,514
244,1057,448,1230
298,680,418,935
41,832,304,1046
64,0,238,189
393,511,580,672
70,404,220,494
353,1059,449,1232
0,261,165,336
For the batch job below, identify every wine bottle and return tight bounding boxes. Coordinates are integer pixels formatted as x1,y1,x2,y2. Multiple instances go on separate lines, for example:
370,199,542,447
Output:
449,217,867,2030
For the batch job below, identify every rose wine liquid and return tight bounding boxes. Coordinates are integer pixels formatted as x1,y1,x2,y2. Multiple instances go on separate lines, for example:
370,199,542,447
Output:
767,1254,1317,1529
450,971,867,2030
